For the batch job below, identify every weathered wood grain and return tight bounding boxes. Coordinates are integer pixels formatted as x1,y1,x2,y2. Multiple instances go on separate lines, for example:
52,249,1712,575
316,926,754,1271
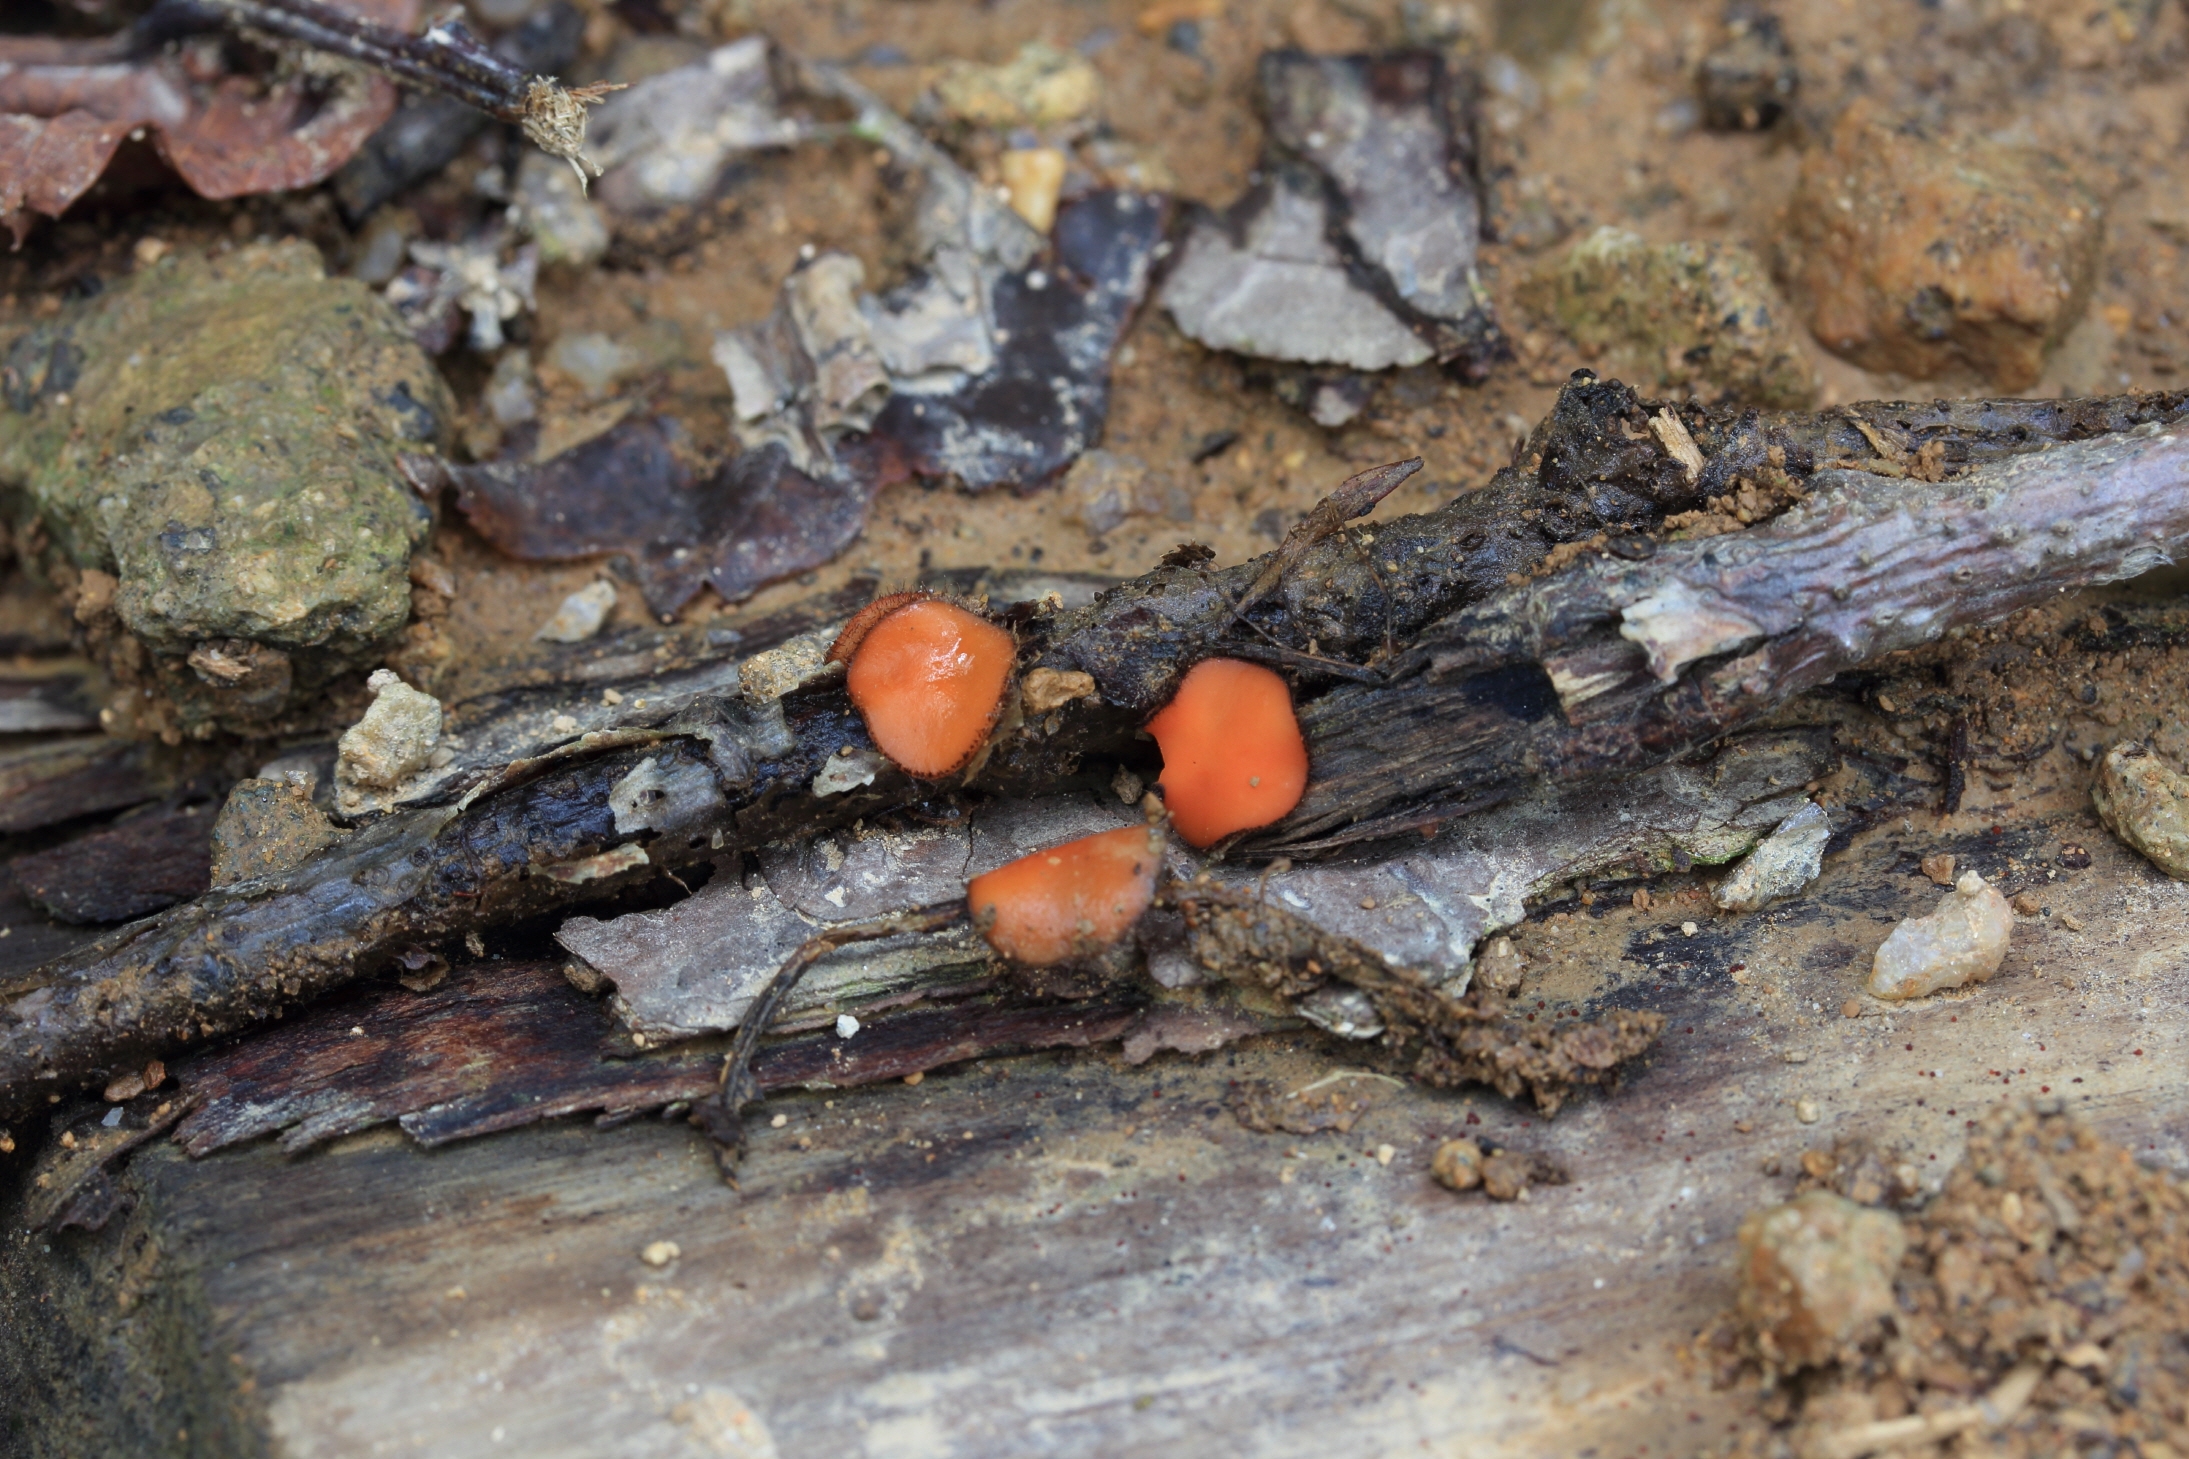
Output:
4,740,2181,1459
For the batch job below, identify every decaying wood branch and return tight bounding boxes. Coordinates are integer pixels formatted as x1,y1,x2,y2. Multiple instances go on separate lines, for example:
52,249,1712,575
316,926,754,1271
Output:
4,378,2186,1119
1263,416,2189,849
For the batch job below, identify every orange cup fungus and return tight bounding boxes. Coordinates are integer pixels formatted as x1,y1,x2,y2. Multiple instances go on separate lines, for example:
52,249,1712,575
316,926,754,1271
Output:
830,593,1015,778
967,825,1164,966
1146,657,1308,847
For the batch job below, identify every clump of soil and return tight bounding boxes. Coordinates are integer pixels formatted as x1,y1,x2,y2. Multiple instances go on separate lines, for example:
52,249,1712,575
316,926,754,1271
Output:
1179,883,1664,1114
1226,1077,1379,1135
1700,1104,2189,1458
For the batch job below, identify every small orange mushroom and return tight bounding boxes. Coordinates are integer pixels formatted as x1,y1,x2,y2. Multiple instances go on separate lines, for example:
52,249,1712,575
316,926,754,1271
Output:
967,825,1164,966
832,595,1015,778
1146,657,1308,847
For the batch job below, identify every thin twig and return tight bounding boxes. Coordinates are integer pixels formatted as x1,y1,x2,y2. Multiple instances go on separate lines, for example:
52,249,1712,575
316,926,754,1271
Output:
1218,639,1386,684
192,0,624,184
690,902,966,1178
1208,457,1419,680
1226,457,1421,627
1289,1069,1405,1096
1810,1363,2041,1459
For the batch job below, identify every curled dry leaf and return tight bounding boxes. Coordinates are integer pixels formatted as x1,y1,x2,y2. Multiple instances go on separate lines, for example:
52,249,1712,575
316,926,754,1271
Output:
0,0,418,244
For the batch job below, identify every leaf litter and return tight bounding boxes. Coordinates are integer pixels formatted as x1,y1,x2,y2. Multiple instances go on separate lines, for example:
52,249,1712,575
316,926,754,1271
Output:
1,0,420,245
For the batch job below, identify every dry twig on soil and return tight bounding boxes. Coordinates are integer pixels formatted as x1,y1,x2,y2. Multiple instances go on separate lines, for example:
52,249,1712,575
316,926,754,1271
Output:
193,0,622,185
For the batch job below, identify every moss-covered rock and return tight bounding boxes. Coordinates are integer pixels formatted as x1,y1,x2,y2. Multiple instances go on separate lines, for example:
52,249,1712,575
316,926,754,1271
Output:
1521,225,1816,409
0,240,448,735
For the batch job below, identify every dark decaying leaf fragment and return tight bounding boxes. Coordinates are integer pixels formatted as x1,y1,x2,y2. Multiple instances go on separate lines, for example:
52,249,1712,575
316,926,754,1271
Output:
1159,49,1504,416
711,57,1170,497
0,0,419,243
1257,49,1503,371
870,190,1173,493
422,418,892,616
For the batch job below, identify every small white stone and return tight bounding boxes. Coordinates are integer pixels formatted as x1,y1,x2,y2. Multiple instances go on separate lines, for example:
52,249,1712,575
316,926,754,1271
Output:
335,670,443,791
813,747,887,798
1865,871,2013,1000
1795,1099,1820,1123
1715,801,1832,913
1681,920,1698,936
639,1240,681,1267
836,1013,861,1039
536,580,618,643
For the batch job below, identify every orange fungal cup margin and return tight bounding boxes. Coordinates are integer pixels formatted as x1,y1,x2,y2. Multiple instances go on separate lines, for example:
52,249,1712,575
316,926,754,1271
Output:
831,593,1016,779
967,824,1165,966
1146,657,1308,847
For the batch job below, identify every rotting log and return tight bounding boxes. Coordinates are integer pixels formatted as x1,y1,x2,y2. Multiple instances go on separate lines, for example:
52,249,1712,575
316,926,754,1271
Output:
1261,418,2189,850
5,378,2188,1119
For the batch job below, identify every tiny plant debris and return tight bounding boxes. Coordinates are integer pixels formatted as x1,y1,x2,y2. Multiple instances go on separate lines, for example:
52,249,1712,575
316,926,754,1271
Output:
1147,658,1309,846
832,595,1016,778
203,0,626,186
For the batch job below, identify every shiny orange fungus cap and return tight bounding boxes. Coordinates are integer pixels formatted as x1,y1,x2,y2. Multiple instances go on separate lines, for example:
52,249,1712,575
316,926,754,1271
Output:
1147,657,1308,847
967,825,1164,966
836,596,1015,778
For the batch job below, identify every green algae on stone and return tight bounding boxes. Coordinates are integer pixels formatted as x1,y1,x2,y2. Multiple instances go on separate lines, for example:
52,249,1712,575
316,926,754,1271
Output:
0,240,449,734
1520,225,1816,409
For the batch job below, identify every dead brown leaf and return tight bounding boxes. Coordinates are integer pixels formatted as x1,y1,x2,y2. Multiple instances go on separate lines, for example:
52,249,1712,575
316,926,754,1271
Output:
0,0,418,243
414,417,903,615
